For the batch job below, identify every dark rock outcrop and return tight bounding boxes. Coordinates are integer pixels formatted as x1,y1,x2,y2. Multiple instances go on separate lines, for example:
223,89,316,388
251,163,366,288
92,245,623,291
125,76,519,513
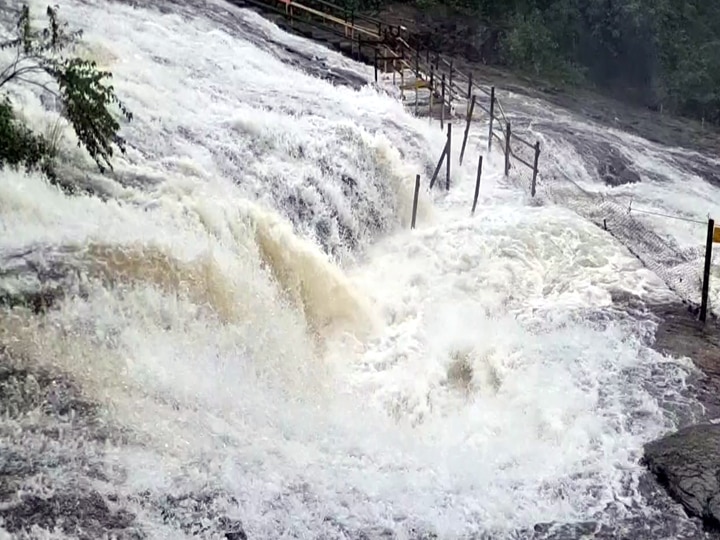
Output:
597,147,642,186
644,424,720,529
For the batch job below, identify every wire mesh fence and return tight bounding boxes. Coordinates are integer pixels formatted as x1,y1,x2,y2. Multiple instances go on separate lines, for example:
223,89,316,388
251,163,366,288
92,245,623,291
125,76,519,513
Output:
508,149,709,310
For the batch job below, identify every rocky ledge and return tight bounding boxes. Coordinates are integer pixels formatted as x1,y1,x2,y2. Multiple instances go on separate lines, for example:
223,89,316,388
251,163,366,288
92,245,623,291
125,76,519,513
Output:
644,424,720,529
642,302,720,534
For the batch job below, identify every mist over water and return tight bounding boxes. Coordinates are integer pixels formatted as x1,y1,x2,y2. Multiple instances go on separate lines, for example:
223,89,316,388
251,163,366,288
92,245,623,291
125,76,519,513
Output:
0,0,714,538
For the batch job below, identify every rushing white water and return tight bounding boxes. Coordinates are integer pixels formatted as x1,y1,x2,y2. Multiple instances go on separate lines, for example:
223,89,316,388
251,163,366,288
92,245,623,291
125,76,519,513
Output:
0,0,709,538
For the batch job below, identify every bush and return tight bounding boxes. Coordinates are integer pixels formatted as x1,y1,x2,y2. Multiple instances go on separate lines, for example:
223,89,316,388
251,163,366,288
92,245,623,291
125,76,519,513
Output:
0,5,132,190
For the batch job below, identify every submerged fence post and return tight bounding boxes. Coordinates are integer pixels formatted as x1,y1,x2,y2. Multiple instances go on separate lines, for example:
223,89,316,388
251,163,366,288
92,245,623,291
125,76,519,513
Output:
504,122,511,176
531,141,540,197
440,74,446,130
700,218,715,322
472,154,483,215
488,86,495,152
446,123,452,191
459,94,476,166
411,174,421,229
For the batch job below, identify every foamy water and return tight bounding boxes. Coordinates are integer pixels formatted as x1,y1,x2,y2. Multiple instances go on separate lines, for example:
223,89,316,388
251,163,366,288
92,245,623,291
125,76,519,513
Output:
0,0,709,538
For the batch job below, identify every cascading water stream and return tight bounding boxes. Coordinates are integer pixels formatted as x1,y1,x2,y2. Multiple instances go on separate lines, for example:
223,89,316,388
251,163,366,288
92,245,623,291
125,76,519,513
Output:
0,0,714,538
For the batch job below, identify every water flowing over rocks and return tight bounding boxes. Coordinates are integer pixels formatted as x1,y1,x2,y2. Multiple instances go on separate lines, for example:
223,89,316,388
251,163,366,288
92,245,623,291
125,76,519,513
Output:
4,0,720,538
0,345,248,538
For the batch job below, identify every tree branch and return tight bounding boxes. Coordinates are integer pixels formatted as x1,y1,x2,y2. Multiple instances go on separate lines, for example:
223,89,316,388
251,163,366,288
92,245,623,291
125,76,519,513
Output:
0,64,49,89
15,76,60,99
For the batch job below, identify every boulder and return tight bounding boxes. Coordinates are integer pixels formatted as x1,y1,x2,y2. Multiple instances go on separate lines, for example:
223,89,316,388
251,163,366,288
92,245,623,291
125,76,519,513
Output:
644,423,720,528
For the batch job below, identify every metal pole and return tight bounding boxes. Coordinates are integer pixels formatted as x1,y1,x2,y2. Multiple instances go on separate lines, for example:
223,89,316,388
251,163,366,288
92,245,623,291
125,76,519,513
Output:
459,94,476,166
700,218,715,322
531,141,540,197
414,49,419,115
472,154,483,215
429,142,448,190
448,59,454,112
488,87,495,152
504,122,511,176
411,174,420,229
466,73,473,116
446,123,452,191
374,48,378,83
440,74,445,130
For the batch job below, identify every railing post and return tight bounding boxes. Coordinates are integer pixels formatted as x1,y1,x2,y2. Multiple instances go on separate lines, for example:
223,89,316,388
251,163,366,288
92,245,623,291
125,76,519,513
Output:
488,86,495,152
429,142,448,190
440,74,446,130
429,65,434,122
700,218,715,322
448,59,453,112
411,174,421,229
504,122,511,176
531,141,540,197
374,48,378,83
466,73,473,116
459,94,475,166
400,57,404,100
446,123,452,191
414,48,419,115
383,32,388,71
472,154,483,215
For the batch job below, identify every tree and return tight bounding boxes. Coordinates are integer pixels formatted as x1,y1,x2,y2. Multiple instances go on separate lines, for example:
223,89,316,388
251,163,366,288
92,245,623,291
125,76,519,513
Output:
0,4,132,189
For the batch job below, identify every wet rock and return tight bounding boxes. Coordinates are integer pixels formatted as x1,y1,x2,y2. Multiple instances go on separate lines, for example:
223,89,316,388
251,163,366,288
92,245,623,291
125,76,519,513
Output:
0,492,136,539
0,285,64,314
134,490,247,538
597,149,642,187
0,246,78,314
0,362,97,419
0,346,140,537
644,424,720,529
219,515,248,540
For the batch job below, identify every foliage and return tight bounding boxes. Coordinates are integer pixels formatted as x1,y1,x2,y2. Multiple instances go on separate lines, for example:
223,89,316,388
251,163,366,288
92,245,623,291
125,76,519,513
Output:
0,96,56,180
398,0,720,124
0,4,132,188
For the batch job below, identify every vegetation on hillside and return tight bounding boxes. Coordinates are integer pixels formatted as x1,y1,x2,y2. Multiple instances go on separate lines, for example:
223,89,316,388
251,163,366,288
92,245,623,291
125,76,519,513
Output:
0,5,132,192
494,0,720,125
399,0,720,126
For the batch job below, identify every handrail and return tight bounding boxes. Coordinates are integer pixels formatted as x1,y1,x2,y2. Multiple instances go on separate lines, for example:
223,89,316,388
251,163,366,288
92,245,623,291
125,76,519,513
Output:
241,0,540,180
282,0,379,38
512,131,535,149
302,0,385,27
229,0,357,42
509,146,534,169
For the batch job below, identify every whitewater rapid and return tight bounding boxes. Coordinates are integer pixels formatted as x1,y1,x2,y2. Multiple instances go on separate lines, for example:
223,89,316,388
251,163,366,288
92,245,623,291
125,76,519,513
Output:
0,0,712,538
